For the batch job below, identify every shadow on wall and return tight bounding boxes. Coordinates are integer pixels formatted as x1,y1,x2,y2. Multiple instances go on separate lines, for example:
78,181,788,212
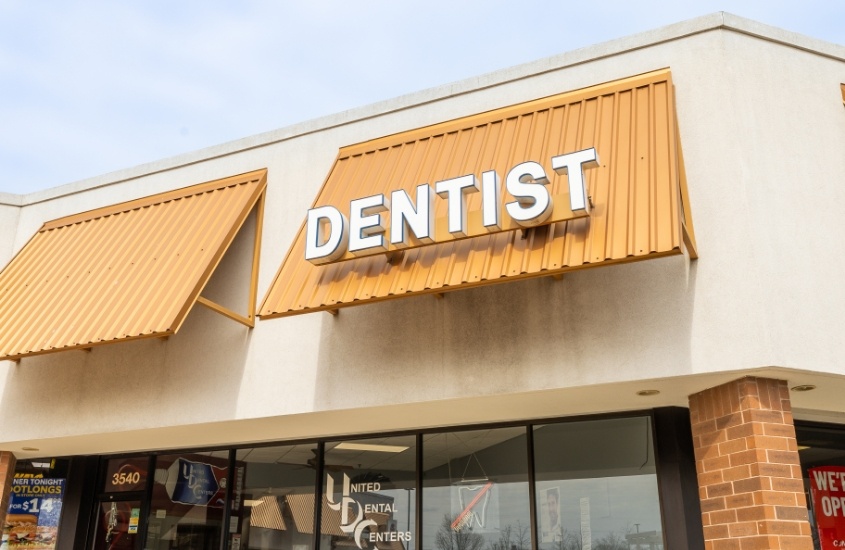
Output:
0,202,261,445
0,303,253,445
312,254,697,411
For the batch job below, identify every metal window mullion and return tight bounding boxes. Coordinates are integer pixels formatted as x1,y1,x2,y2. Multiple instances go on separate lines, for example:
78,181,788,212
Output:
526,426,538,550
219,449,236,550
416,433,423,550
313,442,326,550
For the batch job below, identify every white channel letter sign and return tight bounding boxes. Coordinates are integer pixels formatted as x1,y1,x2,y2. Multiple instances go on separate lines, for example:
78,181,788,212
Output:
305,148,599,265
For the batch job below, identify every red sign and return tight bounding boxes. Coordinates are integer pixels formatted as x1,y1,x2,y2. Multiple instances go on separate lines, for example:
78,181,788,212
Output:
810,466,845,549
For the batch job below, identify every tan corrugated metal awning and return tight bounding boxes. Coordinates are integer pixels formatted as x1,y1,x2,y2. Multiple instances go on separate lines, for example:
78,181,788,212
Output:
0,169,267,361
260,69,696,318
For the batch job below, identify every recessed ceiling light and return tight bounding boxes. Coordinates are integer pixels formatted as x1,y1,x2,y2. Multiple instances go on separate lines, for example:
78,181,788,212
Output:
21,447,39,452
791,385,816,392
334,442,409,453
636,389,660,396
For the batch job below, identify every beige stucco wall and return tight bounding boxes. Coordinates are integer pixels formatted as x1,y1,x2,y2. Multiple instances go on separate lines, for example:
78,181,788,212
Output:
1,14,844,459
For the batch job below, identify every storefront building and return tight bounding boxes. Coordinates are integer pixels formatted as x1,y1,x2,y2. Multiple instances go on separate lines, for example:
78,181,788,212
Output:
0,12,844,550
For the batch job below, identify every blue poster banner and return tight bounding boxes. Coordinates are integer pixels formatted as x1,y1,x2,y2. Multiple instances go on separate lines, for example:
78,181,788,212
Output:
3,477,65,549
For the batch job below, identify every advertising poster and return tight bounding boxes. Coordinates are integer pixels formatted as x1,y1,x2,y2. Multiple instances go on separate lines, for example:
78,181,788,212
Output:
810,466,845,549
2,477,65,550
540,487,561,542
161,457,227,508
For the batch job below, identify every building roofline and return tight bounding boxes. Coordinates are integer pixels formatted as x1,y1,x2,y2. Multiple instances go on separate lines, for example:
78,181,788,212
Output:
4,11,844,208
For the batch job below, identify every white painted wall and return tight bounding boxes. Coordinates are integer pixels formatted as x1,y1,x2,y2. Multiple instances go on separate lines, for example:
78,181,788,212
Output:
1,14,844,458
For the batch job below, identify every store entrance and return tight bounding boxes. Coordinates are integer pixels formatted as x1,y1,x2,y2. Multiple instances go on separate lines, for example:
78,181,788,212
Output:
91,497,144,550
88,456,151,550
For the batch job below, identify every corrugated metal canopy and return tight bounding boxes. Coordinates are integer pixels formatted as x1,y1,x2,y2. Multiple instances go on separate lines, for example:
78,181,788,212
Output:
0,169,267,360
259,70,696,318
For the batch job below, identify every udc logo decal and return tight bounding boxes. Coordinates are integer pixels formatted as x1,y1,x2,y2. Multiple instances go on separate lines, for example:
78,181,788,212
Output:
326,473,377,549
325,472,411,549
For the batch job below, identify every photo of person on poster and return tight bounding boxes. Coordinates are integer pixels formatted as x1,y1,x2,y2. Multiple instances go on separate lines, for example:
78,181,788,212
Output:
540,487,561,542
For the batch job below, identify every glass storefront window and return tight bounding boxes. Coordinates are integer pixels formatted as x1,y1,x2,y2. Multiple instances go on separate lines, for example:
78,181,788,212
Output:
422,427,531,550
321,436,417,550
533,416,664,550
231,443,318,550
796,423,845,550
81,413,674,550
144,451,231,550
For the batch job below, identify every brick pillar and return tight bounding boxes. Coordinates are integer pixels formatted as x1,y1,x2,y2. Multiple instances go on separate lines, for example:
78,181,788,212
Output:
0,451,16,533
688,377,812,550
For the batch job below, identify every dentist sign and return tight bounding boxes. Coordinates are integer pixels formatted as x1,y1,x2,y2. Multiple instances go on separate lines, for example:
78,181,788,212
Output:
304,148,599,265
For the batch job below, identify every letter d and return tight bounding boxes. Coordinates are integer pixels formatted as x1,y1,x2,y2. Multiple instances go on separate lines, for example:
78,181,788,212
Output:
305,206,349,264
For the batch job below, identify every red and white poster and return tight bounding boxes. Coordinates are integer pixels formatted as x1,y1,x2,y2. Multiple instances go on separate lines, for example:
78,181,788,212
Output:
809,466,845,549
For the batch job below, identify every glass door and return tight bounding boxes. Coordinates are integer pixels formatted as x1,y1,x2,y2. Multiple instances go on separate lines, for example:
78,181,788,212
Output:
92,498,143,550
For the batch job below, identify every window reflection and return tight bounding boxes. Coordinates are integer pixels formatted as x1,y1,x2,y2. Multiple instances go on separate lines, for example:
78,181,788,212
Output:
423,427,531,550
145,451,230,550
533,417,664,550
233,444,318,550
321,436,416,550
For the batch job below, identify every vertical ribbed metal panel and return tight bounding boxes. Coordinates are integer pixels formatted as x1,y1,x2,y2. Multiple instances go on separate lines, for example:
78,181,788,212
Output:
259,70,690,318
0,169,267,359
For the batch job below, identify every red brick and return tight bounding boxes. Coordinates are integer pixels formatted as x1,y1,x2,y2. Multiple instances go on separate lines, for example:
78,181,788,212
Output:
697,444,721,462
704,524,730,539
779,535,813,549
772,478,805,492
745,409,784,424
775,506,809,521
739,377,759,398
693,419,719,436
701,497,727,513
699,470,725,486
730,449,768,467
738,534,780,549
752,463,793,478
735,477,771,493
710,509,739,525
752,435,790,451
728,521,758,537
708,482,735,498
720,438,748,455
767,450,801,466
723,465,752,482
712,539,741,550
736,504,777,521
763,423,796,438
757,521,802,535
727,422,764,440
717,414,745,432
758,381,773,410
705,455,733,472
753,491,797,506
726,493,755,508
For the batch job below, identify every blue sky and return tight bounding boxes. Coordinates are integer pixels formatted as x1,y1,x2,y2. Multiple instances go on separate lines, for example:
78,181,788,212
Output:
1,1,843,195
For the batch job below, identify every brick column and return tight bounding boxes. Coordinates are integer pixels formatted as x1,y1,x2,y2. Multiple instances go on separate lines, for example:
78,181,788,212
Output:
688,377,812,550
0,451,16,533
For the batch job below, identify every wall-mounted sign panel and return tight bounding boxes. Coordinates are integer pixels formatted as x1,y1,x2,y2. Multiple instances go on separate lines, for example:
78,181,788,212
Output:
260,70,696,318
